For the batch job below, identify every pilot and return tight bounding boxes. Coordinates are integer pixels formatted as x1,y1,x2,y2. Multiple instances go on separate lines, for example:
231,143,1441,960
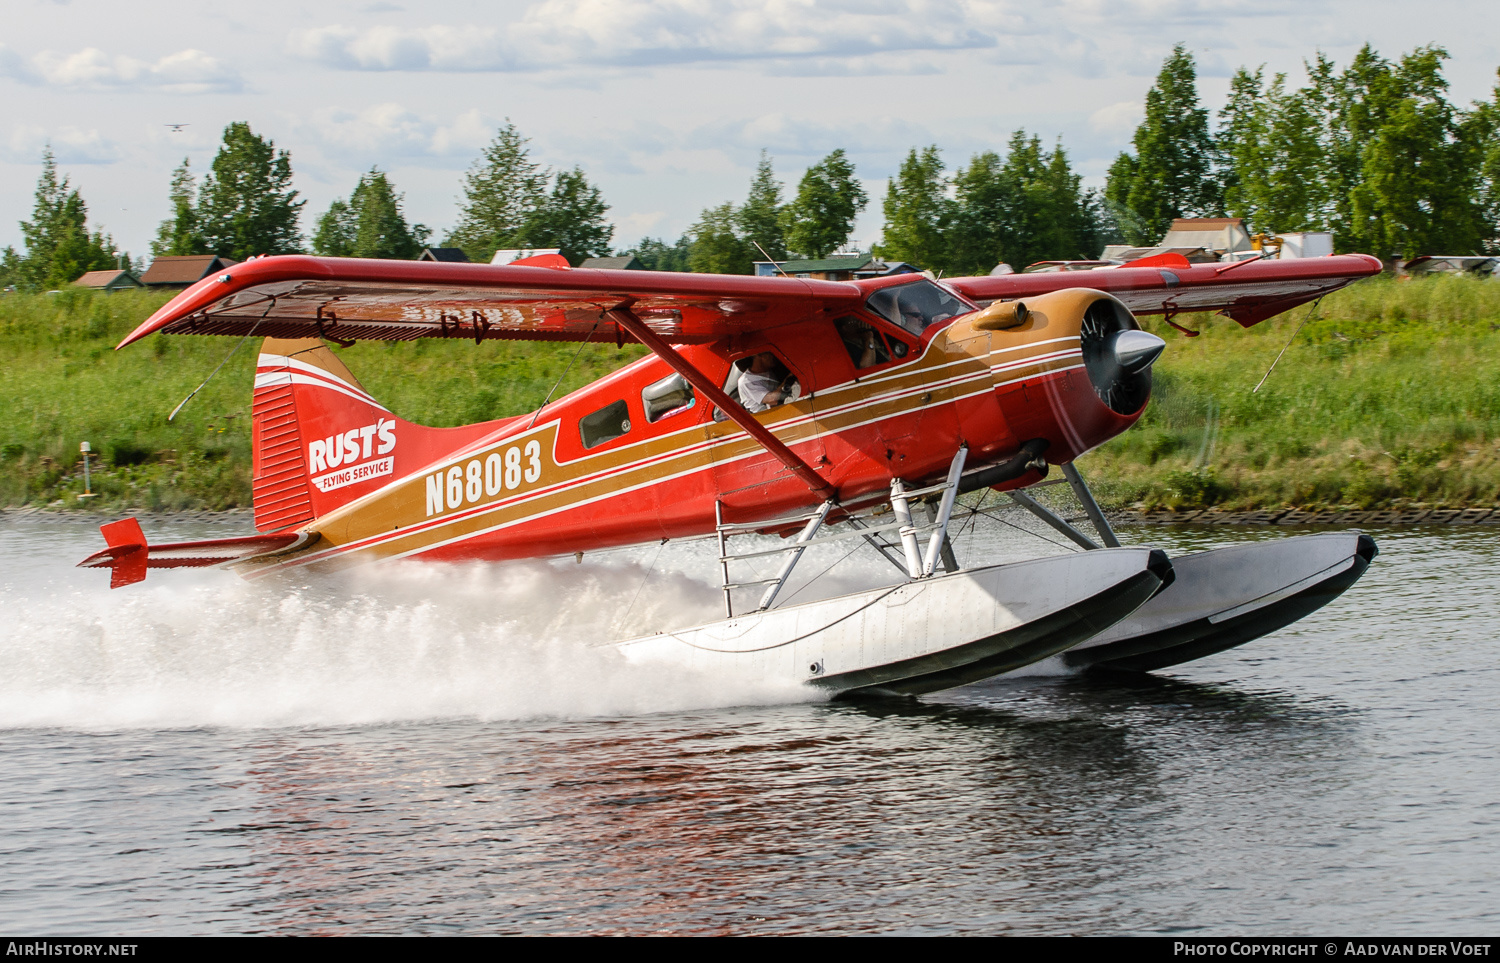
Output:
738,352,799,412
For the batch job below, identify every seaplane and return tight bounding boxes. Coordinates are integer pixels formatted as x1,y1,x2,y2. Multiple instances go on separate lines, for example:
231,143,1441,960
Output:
80,249,1384,696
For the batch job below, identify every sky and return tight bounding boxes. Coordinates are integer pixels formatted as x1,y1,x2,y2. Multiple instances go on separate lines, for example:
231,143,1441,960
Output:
2,0,1497,260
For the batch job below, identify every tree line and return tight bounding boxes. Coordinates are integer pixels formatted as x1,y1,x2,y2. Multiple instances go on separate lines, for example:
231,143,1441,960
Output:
4,41,1498,291
1109,43,1500,259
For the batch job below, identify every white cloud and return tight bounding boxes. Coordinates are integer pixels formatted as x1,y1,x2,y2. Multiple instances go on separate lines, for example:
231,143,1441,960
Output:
0,44,243,93
287,25,519,71
4,125,120,164
298,104,496,165
289,0,1001,73
617,210,666,234
1089,100,1143,136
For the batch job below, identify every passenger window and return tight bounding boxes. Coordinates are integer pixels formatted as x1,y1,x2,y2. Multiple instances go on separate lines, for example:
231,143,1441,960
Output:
579,399,631,449
734,351,801,413
713,352,801,421
642,373,695,423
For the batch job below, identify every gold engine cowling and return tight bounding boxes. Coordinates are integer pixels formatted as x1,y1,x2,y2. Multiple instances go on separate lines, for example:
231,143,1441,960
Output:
963,288,1166,460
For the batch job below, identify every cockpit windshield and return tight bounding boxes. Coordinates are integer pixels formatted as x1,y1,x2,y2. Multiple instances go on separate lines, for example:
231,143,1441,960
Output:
864,280,975,336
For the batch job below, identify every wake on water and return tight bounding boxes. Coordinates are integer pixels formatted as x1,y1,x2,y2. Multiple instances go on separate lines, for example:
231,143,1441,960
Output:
0,509,1089,731
0,549,830,731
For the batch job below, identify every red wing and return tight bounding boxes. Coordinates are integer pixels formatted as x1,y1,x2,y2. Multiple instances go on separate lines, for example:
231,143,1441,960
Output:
948,254,1383,327
118,255,864,348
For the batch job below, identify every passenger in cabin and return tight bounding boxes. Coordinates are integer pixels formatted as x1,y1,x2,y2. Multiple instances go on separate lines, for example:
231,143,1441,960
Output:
738,352,800,412
837,316,889,370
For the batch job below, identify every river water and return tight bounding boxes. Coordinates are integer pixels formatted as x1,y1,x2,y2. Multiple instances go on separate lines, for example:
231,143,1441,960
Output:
1,511,1497,935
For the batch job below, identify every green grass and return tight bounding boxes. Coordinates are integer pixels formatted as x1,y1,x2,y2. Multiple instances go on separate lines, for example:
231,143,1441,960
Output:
0,288,645,512
1087,273,1500,511
6,274,1500,513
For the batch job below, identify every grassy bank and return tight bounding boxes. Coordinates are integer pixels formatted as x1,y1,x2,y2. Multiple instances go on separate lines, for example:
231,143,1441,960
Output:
1090,273,1500,511
4,274,1500,513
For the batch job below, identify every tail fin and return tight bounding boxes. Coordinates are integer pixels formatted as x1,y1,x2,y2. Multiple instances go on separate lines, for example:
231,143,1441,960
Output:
251,338,494,531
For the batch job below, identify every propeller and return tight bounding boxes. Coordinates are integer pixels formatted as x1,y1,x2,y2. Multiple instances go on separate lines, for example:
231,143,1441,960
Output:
1079,298,1162,415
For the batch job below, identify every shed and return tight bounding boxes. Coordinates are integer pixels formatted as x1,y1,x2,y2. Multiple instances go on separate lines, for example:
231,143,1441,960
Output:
72,269,143,292
579,256,645,271
140,255,239,288
1158,218,1253,257
418,248,470,262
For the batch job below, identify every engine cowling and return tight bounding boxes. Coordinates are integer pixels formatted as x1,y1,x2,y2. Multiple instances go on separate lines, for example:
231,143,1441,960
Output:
967,287,1166,464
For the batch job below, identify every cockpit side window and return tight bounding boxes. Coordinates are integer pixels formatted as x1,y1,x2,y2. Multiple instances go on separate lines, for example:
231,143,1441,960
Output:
865,280,975,336
579,399,631,449
835,315,891,369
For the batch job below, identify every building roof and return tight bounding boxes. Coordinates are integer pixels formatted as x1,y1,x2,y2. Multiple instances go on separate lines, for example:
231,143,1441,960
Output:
779,256,873,274
72,269,141,289
1168,218,1245,230
1159,218,1252,256
140,255,238,286
418,247,470,262
579,255,644,270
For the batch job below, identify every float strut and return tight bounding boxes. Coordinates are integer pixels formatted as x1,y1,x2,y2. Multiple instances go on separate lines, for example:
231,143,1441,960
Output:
757,500,835,612
1007,490,1102,551
1060,462,1120,548
920,446,967,577
889,479,924,579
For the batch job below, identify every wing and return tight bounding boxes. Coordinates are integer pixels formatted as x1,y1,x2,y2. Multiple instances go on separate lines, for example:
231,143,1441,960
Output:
118,255,865,348
947,253,1383,327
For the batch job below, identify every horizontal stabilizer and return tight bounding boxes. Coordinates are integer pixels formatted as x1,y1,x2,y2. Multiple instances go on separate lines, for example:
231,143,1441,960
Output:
78,518,307,588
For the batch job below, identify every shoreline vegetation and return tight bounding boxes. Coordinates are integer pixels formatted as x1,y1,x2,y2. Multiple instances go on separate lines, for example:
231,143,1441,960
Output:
4,274,1500,517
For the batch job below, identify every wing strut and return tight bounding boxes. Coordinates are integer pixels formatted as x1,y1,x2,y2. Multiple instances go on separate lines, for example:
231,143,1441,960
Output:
605,305,836,500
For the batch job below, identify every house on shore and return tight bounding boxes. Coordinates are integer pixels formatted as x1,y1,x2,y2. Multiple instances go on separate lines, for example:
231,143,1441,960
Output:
139,255,239,289
579,256,645,271
418,248,470,262
755,252,918,281
72,269,143,293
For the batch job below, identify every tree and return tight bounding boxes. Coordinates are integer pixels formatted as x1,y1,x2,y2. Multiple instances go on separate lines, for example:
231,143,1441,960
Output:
1475,70,1500,250
1,148,117,290
948,150,1010,275
875,146,954,272
1105,44,1221,244
447,122,548,261
1344,46,1486,257
196,122,304,260
151,158,205,257
312,168,427,259
688,203,754,274
523,167,613,264
448,123,614,263
780,149,868,258
620,235,692,272
1219,70,1326,235
941,133,1104,274
737,151,786,260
